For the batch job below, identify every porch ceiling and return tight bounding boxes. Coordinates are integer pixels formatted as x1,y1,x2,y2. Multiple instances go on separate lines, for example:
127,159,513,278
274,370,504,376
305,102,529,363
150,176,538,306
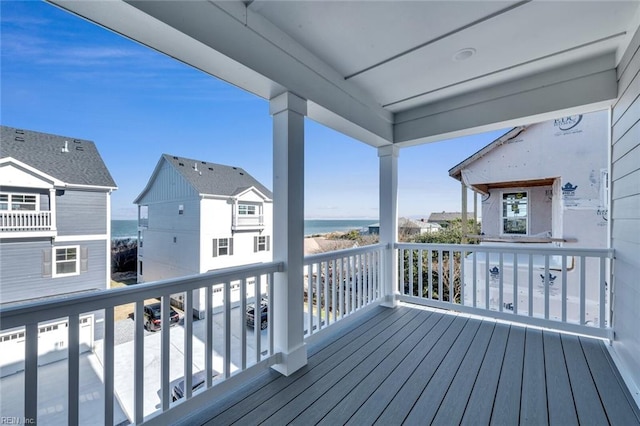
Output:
50,0,639,146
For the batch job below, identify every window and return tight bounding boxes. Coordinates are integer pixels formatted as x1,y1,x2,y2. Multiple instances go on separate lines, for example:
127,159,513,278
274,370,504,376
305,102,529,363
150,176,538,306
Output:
178,204,184,215
502,192,528,235
254,235,270,252
238,204,256,215
213,238,233,257
54,246,79,277
0,193,37,211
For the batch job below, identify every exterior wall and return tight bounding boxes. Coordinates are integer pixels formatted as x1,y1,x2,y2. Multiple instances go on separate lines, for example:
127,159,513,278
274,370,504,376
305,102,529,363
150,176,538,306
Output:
56,190,108,235
199,196,273,273
138,198,201,282
481,186,552,236
0,238,107,305
469,111,608,247
611,25,640,395
137,160,201,282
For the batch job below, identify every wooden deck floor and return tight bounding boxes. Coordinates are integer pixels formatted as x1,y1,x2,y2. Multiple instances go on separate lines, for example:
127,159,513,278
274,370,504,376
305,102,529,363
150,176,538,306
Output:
180,305,640,425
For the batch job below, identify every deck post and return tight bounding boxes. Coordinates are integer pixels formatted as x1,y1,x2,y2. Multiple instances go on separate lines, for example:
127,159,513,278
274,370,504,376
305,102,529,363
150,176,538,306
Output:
270,92,308,375
379,145,399,307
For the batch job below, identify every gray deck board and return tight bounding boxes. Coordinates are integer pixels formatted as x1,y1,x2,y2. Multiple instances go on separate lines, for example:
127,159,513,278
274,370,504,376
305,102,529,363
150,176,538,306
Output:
180,304,640,426
579,336,640,425
292,310,441,425
543,331,578,425
430,321,495,425
520,328,548,425
459,322,510,426
229,308,423,424
268,309,431,424
373,316,473,425
562,333,610,425
341,313,456,425
491,325,526,425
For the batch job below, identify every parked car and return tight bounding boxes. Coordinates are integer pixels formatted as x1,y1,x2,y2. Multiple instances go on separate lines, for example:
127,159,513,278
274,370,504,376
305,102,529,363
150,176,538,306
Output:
246,298,268,330
171,370,217,401
143,302,180,331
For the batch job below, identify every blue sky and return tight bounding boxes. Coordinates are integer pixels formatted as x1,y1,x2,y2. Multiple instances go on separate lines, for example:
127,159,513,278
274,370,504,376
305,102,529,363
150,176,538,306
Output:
1,1,507,220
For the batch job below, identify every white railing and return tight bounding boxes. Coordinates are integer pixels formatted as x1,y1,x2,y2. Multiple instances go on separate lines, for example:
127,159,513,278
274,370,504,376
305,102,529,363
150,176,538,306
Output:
232,215,264,229
303,244,384,337
396,243,614,339
0,210,52,231
0,262,282,425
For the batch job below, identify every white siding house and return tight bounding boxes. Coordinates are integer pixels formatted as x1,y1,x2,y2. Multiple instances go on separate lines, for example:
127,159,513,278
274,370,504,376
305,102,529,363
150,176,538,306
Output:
449,111,608,325
134,154,273,317
0,125,116,375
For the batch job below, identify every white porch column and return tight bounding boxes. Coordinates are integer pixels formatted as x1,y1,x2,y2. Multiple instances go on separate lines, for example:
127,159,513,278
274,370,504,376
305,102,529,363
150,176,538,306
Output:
270,92,307,375
49,188,57,231
461,183,468,244
379,145,399,307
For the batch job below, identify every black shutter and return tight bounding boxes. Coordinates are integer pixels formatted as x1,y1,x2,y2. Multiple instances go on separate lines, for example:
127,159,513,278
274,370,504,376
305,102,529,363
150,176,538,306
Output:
229,238,234,256
266,236,270,251
212,239,218,257
254,236,258,253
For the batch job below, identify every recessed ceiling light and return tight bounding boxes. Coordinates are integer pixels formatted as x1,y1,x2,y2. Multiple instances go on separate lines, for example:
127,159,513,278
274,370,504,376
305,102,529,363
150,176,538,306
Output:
453,48,476,62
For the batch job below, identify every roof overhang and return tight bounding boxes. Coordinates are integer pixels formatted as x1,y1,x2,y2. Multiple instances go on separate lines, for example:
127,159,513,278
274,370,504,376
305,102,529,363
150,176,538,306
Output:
469,178,557,195
48,1,639,147
0,157,65,188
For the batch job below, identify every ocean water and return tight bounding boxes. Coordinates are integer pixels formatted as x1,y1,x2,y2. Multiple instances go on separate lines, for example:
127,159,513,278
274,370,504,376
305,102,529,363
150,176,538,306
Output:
303,219,376,236
111,220,138,240
111,219,376,239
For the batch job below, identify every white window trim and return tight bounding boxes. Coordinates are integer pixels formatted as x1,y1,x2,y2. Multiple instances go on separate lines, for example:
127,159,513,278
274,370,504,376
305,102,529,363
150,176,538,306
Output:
0,192,40,211
238,203,258,215
500,190,529,236
53,245,80,278
218,238,229,256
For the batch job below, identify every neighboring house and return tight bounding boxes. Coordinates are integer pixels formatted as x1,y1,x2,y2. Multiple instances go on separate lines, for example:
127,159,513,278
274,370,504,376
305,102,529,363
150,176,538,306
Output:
448,111,608,324
134,154,273,318
427,212,472,227
368,218,440,236
0,126,117,305
0,126,116,375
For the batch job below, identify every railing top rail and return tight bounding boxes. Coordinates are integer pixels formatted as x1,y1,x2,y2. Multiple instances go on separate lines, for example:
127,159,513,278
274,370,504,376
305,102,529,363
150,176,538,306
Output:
0,261,284,330
394,242,614,258
304,243,384,264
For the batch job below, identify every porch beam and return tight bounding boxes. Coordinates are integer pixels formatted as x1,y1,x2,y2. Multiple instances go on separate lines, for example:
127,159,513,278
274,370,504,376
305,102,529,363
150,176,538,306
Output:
270,92,307,375
379,145,399,307
394,53,618,146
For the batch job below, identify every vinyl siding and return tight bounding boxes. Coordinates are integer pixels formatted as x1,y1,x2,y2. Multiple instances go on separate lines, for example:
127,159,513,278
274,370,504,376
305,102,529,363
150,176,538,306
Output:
0,239,107,305
611,25,640,392
56,190,108,235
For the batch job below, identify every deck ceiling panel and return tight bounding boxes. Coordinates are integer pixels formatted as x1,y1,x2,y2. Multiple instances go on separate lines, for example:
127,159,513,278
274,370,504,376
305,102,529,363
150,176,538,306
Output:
49,0,640,146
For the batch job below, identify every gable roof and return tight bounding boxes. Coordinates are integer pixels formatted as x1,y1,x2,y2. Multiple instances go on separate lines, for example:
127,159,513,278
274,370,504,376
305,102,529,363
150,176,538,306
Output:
428,212,470,223
448,126,526,181
136,154,272,202
0,125,117,188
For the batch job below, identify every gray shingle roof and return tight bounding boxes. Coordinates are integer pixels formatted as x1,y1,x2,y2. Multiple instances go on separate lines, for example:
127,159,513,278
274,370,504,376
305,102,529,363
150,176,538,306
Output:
162,154,272,198
1,125,117,188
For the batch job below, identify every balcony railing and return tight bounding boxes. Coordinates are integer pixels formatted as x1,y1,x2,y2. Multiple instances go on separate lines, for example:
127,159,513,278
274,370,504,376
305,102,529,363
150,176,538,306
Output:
303,244,384,337
0,262,282,425
396,243,614,339
0,210,52,232
231,215,264,229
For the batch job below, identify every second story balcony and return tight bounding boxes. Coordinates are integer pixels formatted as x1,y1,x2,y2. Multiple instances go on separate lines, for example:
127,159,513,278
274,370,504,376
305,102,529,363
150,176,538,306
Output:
0,210,55,237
